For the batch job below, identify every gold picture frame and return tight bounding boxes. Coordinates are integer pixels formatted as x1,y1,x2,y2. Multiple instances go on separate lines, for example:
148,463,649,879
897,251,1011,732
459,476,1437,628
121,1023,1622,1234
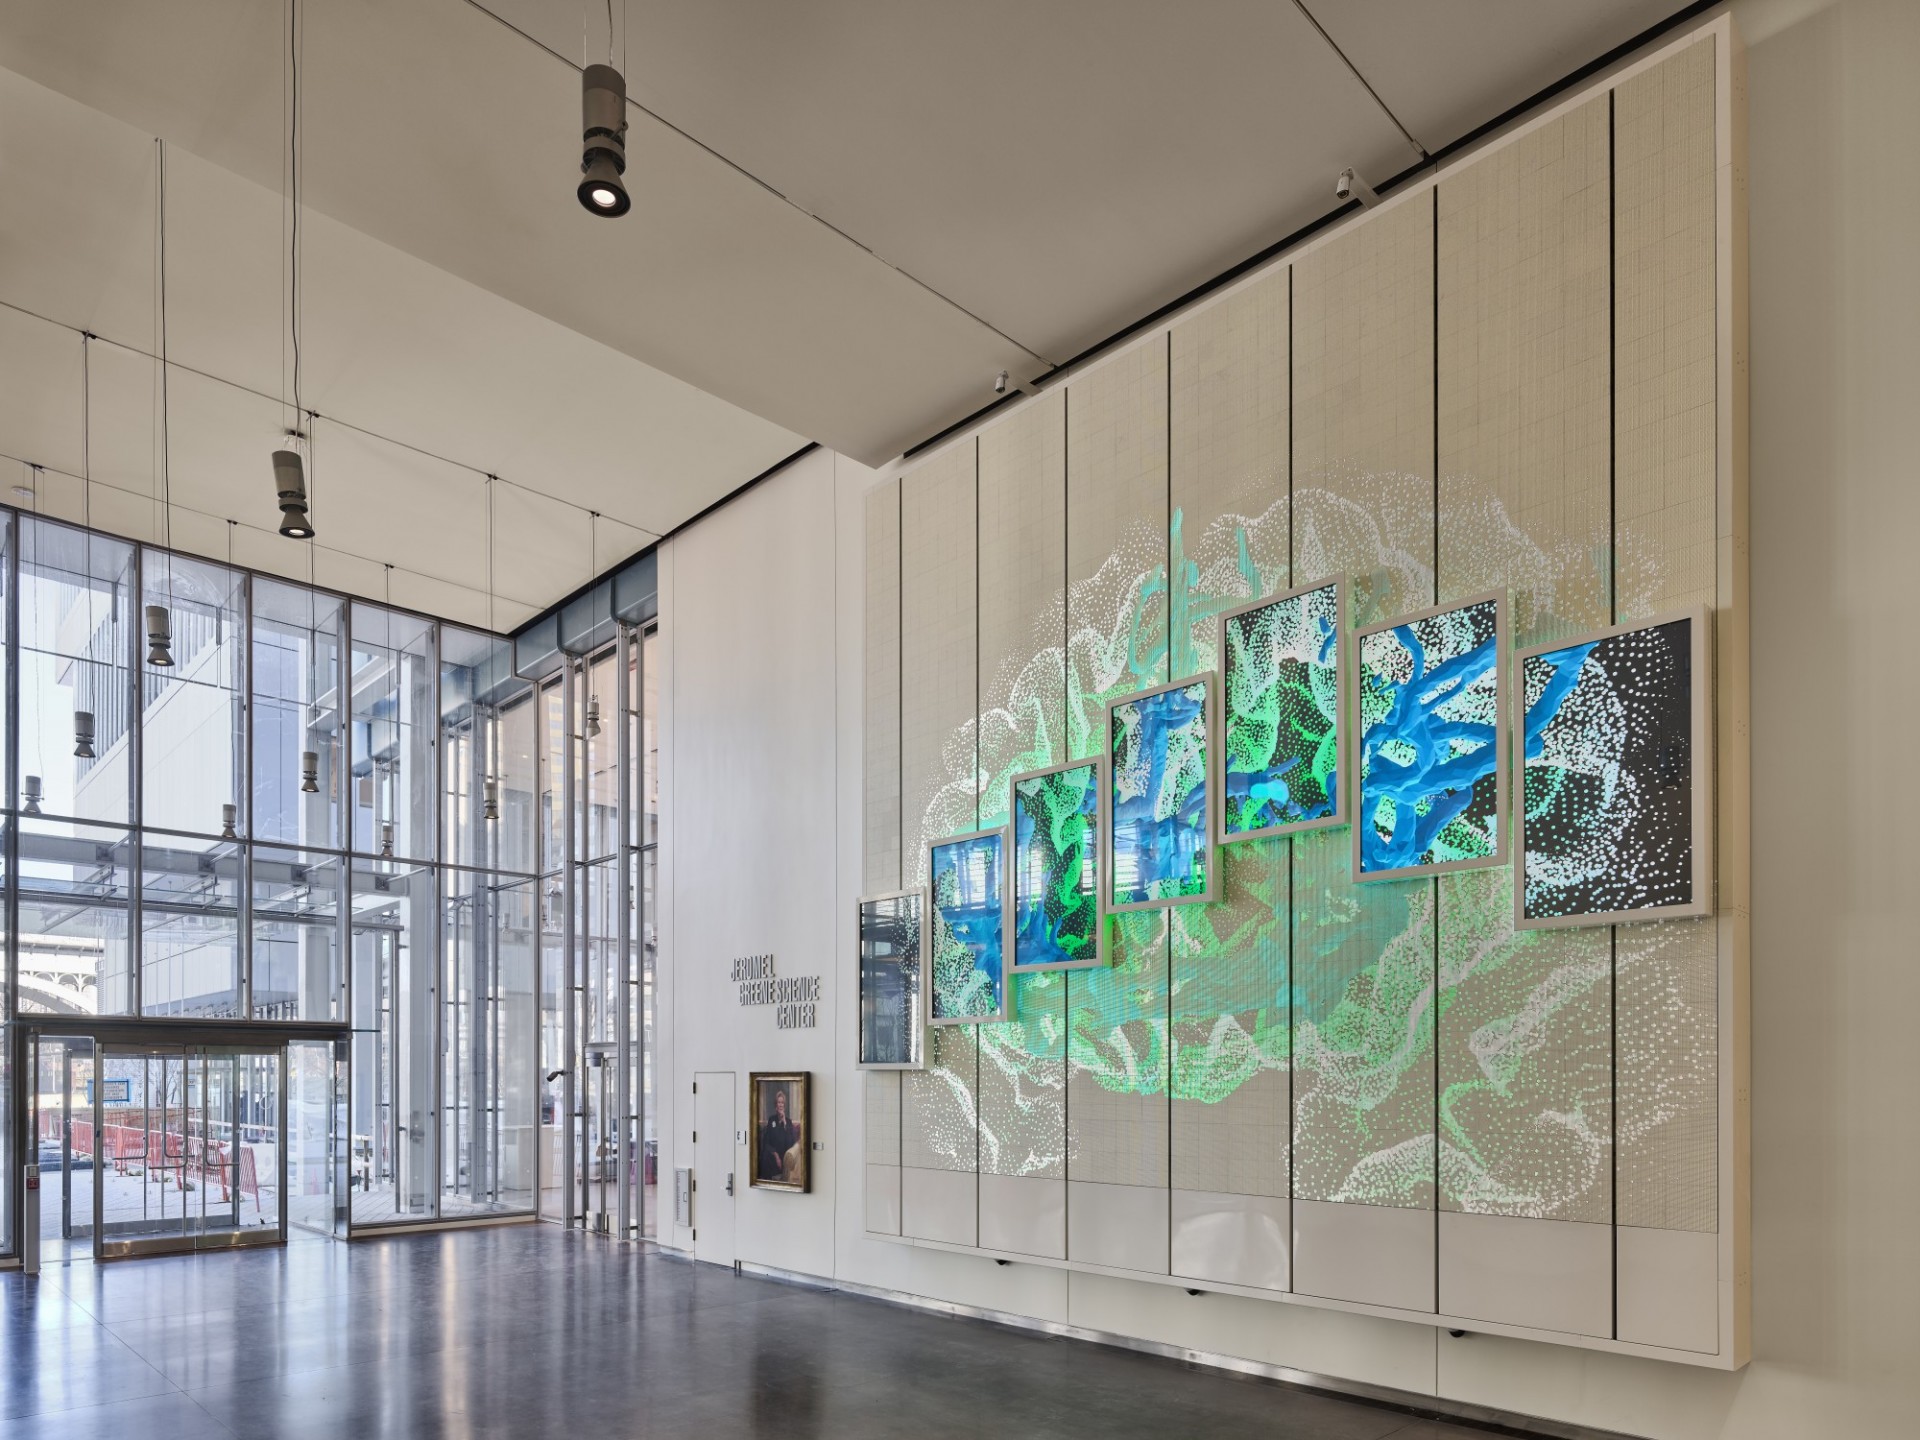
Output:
748,1071,810,1192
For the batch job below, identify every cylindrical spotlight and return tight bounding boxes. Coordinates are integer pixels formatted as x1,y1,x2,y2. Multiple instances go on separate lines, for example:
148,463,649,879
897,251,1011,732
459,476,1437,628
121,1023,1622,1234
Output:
74,710,96,759
578,64,631,217
274,444,314,539
147,605,174,667
301,750,320,794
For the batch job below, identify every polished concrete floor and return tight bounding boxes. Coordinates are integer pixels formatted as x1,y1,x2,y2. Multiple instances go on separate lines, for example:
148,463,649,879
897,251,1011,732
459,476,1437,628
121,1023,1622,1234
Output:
2,1225,1503,1439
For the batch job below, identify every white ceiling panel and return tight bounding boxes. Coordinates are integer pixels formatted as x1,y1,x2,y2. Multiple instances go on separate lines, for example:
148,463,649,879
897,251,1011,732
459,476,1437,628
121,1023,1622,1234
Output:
0,0,1702,516
492,0,1416,365
1305,1,1690,153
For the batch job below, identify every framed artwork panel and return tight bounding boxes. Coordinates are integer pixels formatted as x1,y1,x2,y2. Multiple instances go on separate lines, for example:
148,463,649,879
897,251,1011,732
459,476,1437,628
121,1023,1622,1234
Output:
1007,756,1107,973
924,827,1009,1024
856,888,925,1067
1353,592,1507,882
1218,577,1348,843
1516,607,1713,928
1104,673,1219,913
749,1071,811,1192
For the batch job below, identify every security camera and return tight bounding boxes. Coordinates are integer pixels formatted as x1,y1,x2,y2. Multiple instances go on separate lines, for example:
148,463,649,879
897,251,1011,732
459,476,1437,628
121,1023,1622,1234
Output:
1335,167,1378,209
578,64,631,217
993,370,1010,396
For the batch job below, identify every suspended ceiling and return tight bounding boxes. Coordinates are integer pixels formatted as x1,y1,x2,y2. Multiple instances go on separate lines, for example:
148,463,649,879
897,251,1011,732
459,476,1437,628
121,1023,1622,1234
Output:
0,0,1696,614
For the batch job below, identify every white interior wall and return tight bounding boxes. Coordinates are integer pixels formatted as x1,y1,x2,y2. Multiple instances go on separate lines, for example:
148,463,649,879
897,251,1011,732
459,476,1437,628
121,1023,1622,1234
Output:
654,3,1920,1435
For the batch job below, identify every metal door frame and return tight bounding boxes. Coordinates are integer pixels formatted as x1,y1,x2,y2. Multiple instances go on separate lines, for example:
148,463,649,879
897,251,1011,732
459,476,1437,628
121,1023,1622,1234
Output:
92,1039,289,1261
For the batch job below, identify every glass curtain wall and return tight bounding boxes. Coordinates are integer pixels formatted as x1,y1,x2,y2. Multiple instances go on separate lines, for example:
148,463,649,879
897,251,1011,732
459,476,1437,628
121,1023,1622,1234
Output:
538,622,655,1240
0,510,541,1252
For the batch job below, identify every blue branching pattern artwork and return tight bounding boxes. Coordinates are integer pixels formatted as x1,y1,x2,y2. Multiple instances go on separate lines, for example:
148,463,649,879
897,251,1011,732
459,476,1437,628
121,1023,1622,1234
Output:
1109,680,1210,906
1357,599,1502,876
1011,762,1101,969
929,832,1005,1021
1223,583,1341,835
1521,617,1695,920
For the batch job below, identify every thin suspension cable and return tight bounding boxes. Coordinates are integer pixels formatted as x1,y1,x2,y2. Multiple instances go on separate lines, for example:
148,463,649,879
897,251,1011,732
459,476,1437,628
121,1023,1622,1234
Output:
290,0,304,427
81,333,91,529
157,139,172,553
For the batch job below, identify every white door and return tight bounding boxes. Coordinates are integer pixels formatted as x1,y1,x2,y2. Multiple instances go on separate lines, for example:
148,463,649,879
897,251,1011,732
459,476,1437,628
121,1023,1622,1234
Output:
692,1071,735,1265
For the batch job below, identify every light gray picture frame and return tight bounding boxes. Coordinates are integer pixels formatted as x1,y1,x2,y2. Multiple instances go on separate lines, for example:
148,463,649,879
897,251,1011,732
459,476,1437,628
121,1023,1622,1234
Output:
854,887,927,1070
1005,755,1109,974
1513,605,1714,930
923,826,1011,1027
1101,672,1220,915
1216,576,1351,847
1351,591,1508,883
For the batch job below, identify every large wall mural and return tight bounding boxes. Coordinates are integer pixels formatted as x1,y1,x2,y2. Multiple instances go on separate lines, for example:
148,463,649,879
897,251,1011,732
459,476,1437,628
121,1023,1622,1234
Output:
861,28,1742,1367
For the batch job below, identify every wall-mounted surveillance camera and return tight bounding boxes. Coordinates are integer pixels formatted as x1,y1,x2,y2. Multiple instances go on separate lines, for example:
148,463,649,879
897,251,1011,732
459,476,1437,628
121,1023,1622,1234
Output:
1335,167,1379,209
993,370,1010,396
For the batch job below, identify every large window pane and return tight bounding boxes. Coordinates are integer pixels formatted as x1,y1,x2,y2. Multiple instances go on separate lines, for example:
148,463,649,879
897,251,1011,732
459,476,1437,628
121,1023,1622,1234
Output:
140,828,242,1018
349,858,436,1225
253,846,343,1021
582,648,617,860
441,868,536,1216
440,628,529,873
497,692,535,877
639,844,657,1238
15,819,132,1015
350,604,433,862
18,519,134,826
252,579,344,849
142,551,245,838
538,679,564,874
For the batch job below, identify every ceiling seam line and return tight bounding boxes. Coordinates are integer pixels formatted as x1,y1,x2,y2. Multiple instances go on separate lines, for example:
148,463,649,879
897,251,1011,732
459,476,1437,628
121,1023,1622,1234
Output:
458,0,1054,367
0,294,663,541
1290,0,1429,160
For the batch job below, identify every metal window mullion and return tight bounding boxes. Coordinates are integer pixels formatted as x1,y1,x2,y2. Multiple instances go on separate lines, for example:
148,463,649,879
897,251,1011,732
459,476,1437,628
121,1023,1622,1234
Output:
614,624,632,1238
239,571,254,1018
340,601,356,1230
6,518,21,1034
561,661,577,1228
428,622,442,1221
129,546,144,1016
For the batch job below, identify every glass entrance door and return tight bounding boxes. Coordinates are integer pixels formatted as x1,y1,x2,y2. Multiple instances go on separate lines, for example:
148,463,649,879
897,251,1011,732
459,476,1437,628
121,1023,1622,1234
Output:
92,1043,287,1259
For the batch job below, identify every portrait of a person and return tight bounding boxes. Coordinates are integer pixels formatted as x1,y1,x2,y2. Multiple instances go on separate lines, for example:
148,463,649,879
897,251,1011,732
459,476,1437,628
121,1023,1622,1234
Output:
756,1083,802,1185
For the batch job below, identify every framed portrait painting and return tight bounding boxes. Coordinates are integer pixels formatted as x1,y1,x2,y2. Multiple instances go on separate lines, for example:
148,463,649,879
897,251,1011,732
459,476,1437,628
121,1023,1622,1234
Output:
749,1071,811,1192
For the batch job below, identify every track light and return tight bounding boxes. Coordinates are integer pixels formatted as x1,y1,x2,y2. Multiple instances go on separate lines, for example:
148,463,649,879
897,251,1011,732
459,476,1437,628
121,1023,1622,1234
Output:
146,605,174,667
220,803,239,841
578,64,631,217
584,695,602,739
74,711,96,759
484,776,500,822
301,750,320,794
23,775,43,816
1335,166,1378,209
274,441,314,539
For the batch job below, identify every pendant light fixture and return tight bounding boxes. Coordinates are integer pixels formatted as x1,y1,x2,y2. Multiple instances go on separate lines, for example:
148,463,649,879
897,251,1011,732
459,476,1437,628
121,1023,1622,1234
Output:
146,603,174,667
220,803,239,841
23,775,43,817
152,137,176,670
274,0,317,538
577,5,629,216
380,821,395,859
301,749,320,793
483,776,501,823
583,508,602,738
74,711,96,759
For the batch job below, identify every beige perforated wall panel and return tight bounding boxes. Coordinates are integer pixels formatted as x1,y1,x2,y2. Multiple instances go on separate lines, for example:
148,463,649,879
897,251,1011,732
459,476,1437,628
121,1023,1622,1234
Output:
976,394,1069,1191
864,480,902,895
1613,35,1722,1243
1064,344,1169,1270
899,444,980,1218
1435,96,1614,1239
1290,194,1436,1212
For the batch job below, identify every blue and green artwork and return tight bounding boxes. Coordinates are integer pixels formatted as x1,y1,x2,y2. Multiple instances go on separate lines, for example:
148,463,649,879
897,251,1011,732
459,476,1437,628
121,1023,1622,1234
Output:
1520,615,1699,924
1356,597,1503,878
1222,581,1342,838
1010,761,1102,971
928,830,1006,1022
1109,678,1212,909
